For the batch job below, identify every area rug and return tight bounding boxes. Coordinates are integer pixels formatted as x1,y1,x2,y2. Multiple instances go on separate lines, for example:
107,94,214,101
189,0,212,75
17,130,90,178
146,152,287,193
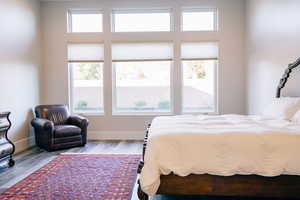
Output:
0,154,141,200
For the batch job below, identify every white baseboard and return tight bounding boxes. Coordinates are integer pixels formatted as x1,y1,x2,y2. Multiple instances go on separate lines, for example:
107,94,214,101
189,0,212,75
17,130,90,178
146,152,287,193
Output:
12,131,143,153
88,131,144,140
14,136,35,154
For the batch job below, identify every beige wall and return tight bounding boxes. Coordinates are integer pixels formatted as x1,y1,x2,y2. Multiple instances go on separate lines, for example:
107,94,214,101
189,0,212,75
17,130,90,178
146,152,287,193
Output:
245,0,300,114
41,0,246,139
3,0,299,151
1,0,298,149
0,0,41,153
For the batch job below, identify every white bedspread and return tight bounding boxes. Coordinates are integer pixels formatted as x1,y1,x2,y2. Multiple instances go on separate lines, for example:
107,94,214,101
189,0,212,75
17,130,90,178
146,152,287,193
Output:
140,114,300,195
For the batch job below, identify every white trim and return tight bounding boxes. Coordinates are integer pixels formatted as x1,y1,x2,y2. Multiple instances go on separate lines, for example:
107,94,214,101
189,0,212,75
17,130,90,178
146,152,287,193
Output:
111,62,117,114
103,12,113,116
13,132,144,154
88,131,144,140
14,136,35,154
215,60,219,114
69,9,103,14
74,112,104,116
111,58,173,62
68,60,104,63
64,6,221,117
112,8,172,14
170,60,175,114
68,63,75,113
111,112,173,116
67,9,72,33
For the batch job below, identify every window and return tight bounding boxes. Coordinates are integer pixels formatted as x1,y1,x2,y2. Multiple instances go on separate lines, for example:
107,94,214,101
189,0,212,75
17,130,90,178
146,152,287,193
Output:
112,9,171,32
181,42,218,113
68,10,103,32
65,7,220,115
112,43,173,114
182,8,217,31
68,44,104,113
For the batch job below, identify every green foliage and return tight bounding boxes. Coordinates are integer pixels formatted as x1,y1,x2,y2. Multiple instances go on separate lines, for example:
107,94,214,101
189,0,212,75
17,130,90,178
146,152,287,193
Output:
158,101,170,109
186,61,206,79
135,100,147,107
76,63,102,80
76,100,88,108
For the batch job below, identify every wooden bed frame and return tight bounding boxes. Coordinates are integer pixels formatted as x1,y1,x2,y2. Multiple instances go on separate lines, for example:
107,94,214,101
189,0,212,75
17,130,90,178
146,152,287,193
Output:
137,57,300,200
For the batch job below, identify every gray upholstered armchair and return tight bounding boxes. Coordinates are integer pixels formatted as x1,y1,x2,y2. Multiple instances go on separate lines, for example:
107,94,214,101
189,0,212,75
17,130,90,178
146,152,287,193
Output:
31,105,89,151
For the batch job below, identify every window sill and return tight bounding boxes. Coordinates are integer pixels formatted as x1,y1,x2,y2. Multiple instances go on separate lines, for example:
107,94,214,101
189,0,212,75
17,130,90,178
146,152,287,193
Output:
73,112,105,117
112,112,173,116
182,111,218,115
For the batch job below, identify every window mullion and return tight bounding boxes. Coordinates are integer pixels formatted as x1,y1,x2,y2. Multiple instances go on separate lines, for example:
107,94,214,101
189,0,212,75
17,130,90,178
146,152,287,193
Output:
173,5,182,115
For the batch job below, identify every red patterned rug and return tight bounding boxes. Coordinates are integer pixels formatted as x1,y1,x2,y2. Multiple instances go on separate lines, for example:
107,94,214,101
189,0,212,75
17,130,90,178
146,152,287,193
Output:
0,154,141,200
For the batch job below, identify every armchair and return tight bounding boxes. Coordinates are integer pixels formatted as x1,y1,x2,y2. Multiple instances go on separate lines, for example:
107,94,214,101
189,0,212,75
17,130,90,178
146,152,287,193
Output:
31,105,89,151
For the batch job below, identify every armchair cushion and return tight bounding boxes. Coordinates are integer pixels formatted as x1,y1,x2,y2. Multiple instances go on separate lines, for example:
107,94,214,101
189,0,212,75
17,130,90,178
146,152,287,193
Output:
35,105,70,125
54,125,81,138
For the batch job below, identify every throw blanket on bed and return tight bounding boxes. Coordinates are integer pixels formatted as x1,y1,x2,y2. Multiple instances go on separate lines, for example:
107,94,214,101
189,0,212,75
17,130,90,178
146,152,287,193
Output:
140,114,300,195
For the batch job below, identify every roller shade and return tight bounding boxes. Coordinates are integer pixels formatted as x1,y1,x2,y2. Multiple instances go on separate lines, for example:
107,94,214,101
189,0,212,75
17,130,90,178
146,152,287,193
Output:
112,43,173,62
181,42,218,60
68,43,104,62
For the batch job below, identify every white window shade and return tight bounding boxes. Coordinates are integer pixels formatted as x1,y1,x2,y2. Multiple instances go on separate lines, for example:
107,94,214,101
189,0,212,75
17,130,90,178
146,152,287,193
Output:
112,43,173,61
181,42,218,60
68,44,104,62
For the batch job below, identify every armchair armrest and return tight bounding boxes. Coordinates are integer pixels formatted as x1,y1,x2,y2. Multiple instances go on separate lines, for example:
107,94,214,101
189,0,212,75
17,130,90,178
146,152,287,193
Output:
31,118,54,131
68,115,89,145
68,115,89,129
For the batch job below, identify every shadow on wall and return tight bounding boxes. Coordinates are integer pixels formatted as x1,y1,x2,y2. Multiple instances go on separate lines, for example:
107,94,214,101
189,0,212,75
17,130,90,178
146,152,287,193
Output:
0,0,38,63
8,108,36,153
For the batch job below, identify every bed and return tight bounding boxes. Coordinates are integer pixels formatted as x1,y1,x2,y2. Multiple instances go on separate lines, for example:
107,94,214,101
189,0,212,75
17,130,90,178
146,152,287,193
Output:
137,57,300,200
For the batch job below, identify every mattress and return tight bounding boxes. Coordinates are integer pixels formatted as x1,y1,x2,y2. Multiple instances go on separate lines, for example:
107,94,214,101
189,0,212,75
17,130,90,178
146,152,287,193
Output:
140,114,300,195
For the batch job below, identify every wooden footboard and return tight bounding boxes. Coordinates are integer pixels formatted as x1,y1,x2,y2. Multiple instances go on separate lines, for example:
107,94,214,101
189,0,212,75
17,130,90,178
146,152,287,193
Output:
158,174,300,198
137,124,300,200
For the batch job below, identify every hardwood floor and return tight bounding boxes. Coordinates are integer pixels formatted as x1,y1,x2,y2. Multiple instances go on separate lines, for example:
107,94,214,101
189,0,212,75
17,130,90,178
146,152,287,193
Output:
0,141,143,197
0,141,285,200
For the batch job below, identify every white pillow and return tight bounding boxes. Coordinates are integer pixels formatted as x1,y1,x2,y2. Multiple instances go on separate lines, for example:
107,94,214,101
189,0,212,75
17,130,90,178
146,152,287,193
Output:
262,97,300,120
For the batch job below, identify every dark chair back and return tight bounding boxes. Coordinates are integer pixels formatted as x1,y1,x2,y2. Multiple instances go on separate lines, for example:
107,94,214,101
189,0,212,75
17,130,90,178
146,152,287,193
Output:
35,105,70,125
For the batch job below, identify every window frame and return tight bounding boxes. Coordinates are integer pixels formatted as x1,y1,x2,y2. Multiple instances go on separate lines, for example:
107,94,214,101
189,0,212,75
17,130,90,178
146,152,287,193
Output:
68,43,105,115
67,9,103,33
111,42,174,115
181,7,218,32
181,59,218,114
65,7,220,116
68,62,105,116
111,8,174,33
180,41,219,114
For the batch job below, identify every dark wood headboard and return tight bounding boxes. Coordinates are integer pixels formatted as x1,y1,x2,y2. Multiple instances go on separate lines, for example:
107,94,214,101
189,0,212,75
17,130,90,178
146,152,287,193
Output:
276,57,300,98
